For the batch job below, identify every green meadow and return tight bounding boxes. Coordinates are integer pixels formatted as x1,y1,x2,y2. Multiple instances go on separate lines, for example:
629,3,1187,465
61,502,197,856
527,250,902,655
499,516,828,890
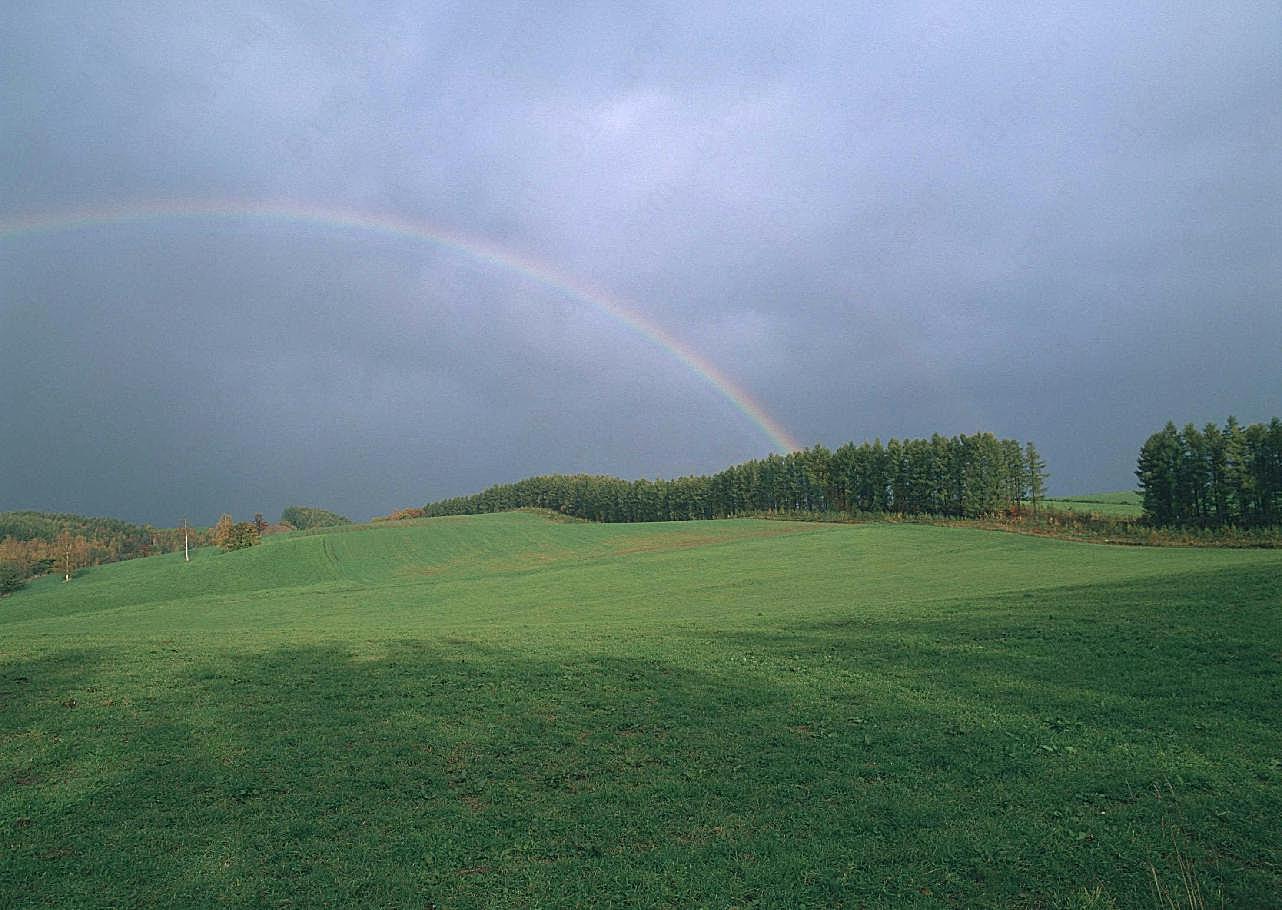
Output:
3,513,1280,908
1042,492,1145,518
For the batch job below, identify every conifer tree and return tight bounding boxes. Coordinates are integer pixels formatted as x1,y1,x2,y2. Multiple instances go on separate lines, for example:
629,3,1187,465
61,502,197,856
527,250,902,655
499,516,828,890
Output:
1177,424,1209,521
1223,416,1249,521
1024,442,1047,516
1001,438,1027,512
0,562,26,594
1202,423,1229,523
1136,423,1183,524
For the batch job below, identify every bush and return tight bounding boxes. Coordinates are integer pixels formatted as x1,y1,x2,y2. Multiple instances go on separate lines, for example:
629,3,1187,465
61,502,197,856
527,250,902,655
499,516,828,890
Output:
225,522,260,551
279,506,351,531
0,562,26,595
213,515,261,551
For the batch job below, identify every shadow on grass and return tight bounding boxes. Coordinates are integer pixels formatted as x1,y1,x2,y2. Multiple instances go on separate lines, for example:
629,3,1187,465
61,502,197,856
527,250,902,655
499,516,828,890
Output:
2,565,1279,908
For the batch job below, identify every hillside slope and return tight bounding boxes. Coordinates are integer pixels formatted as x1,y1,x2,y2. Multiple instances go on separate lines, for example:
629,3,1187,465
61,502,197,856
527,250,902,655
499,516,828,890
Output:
3,513,1280,907
2,511,1268,635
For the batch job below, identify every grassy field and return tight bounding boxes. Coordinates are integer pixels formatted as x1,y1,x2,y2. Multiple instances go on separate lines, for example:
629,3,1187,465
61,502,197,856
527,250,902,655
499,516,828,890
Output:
3,513,1280,908
1043,492,1145,518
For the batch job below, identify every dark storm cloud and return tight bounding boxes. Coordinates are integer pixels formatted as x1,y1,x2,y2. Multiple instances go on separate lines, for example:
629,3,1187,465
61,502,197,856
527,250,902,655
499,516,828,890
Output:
2,1,1279,523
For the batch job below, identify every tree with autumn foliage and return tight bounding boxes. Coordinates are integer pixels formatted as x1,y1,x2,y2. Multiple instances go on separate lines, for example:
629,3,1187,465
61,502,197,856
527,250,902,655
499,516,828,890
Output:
213,514,260,551
212,514,235,550
56,529,90,581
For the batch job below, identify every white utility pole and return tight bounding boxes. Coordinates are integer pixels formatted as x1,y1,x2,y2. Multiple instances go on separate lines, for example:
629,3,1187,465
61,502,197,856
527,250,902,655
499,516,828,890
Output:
183,518,190,562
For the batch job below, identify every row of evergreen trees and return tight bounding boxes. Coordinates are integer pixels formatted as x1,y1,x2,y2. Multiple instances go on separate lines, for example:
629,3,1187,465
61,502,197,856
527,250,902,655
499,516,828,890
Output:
424,433,1048,523
1136,417,1282,526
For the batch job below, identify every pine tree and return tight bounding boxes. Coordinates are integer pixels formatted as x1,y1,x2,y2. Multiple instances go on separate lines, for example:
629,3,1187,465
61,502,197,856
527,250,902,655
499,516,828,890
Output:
1223,416,1250,522
1136,423,1181,524
1266,418,1282,522
1177,424,1209,522
1024,442,1047,516
0,562,25,594
1202,423,1229,524
1244,422,1270,523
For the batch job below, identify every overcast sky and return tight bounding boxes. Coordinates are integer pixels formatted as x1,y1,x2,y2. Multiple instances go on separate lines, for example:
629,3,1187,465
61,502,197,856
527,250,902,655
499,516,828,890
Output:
2,2,1279,524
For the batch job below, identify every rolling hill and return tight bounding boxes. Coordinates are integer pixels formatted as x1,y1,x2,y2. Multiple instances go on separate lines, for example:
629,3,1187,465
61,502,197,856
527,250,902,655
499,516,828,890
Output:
3,512,1280,907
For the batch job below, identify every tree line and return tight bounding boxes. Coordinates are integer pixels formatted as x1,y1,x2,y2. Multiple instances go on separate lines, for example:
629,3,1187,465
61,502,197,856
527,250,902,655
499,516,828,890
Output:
0,511,210,592
423,433,1048,524
1137,417,1282,526
0,505,352,593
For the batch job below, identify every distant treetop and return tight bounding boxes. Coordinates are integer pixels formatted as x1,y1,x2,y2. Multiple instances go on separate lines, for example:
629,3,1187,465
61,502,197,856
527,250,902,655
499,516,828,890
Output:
1136,416,1282,526
279,506,352,531
422,432,1048,524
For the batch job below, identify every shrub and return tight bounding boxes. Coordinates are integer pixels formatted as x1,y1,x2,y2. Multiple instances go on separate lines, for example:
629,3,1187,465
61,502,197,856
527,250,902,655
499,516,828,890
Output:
0,562,26,595
279,506,351,531
213,515,261,551
225,522,260,551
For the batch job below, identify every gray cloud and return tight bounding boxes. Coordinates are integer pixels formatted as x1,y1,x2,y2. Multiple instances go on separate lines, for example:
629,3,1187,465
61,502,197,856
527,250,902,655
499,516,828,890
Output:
3,1,1279,523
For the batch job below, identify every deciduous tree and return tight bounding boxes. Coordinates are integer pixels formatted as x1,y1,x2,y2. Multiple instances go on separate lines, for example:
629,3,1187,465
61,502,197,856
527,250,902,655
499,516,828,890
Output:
212,514,235,550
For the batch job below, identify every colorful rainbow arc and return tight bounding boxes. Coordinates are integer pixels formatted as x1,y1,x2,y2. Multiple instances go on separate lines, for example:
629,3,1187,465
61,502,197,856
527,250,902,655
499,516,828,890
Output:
0,199,802,454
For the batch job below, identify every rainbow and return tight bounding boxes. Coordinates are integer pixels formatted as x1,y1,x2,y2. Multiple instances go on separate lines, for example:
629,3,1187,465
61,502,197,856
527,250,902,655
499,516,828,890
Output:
0,199,802,453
